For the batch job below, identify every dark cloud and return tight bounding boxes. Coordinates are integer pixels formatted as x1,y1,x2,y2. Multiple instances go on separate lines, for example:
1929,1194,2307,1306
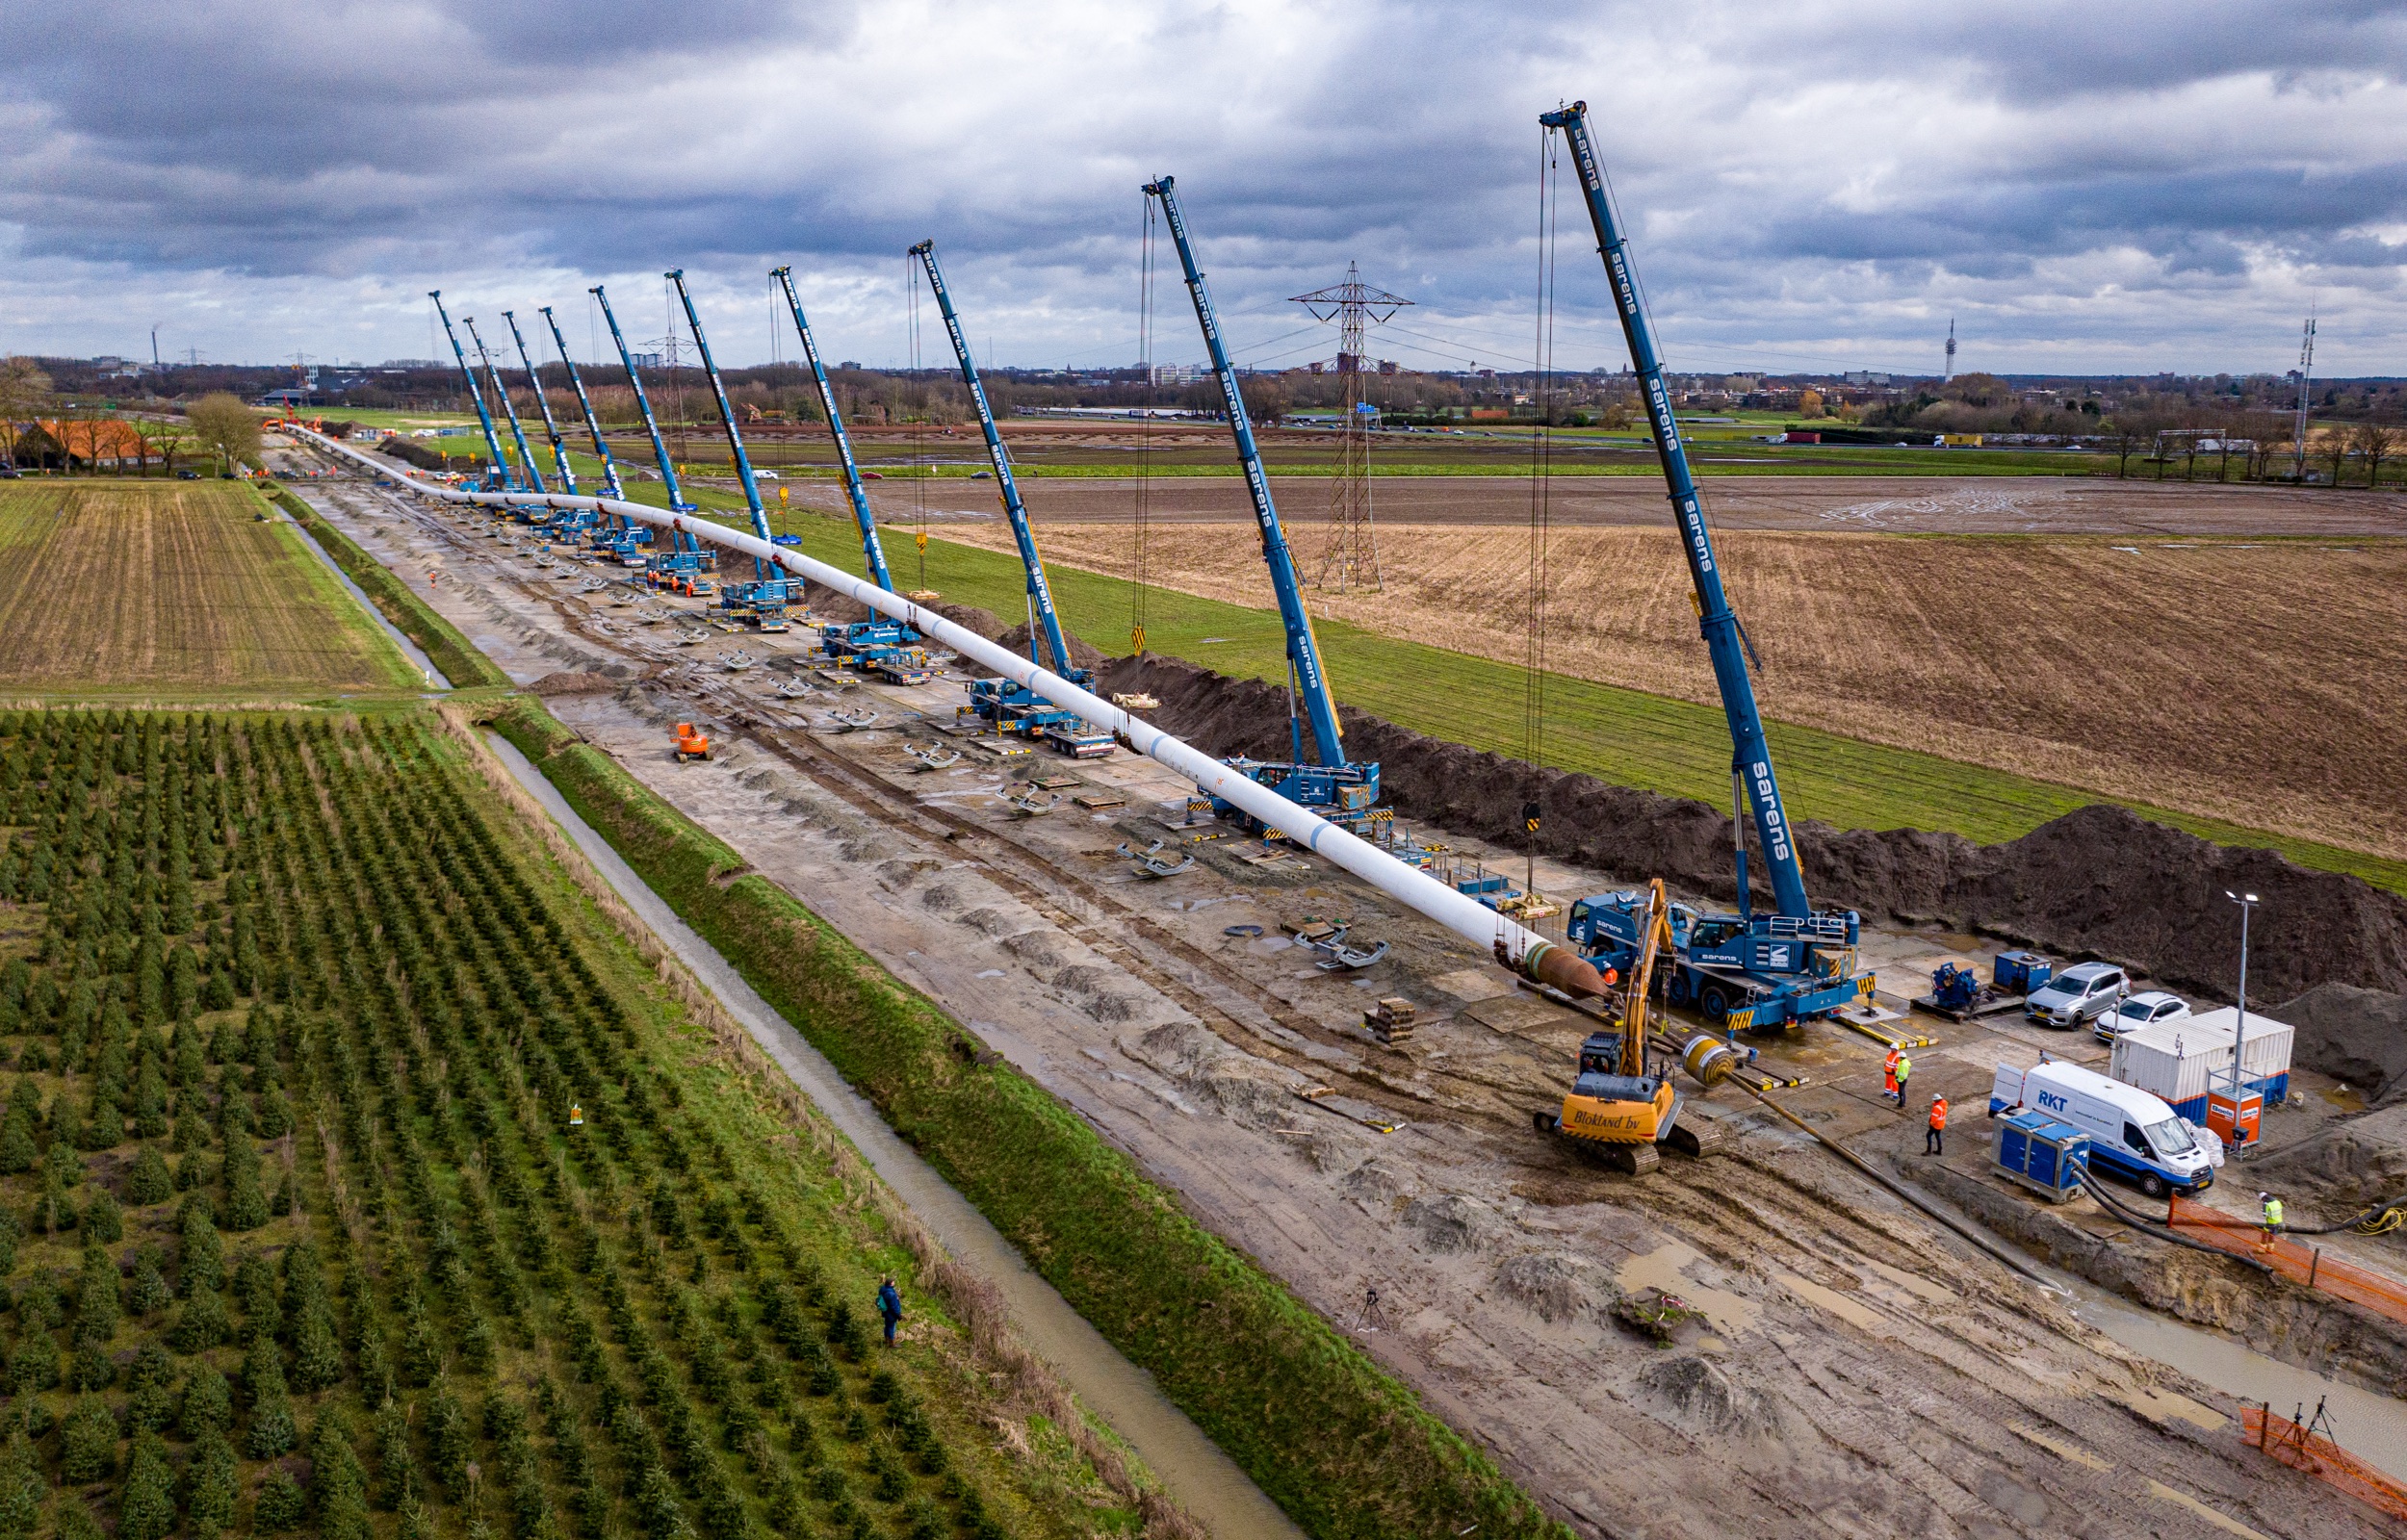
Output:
0,0,2399,371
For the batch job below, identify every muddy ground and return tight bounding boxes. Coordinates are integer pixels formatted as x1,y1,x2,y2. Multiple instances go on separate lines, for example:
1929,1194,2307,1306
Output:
279,456,2403,1540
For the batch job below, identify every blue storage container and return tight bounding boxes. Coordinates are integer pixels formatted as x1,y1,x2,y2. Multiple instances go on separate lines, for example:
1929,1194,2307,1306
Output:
1993,1111,2088,1203
1994,950,2053,995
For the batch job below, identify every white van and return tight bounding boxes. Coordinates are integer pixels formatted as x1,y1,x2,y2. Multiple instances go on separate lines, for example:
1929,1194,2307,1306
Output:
1989,1060,2214,1197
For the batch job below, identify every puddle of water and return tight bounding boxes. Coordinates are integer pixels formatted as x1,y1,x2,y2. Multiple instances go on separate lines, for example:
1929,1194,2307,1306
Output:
2066,1277,2407,1486
1617,1242,1763,1337
1768,1268,1889,1336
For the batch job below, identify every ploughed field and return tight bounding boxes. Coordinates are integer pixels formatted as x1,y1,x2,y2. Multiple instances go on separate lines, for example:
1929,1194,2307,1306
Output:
0,707,1116,1540
0,485,415,698
939,519,2407,864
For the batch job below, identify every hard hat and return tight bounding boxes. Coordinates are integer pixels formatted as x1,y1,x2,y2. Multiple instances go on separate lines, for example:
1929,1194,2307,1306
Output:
2259,1192,2270,1201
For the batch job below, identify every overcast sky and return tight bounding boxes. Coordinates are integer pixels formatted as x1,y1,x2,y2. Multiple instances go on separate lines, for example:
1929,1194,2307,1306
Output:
2,0,2401,378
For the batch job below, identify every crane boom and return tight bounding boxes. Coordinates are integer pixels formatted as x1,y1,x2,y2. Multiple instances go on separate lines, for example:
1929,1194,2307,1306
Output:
667,270,772,546
503,310,577,496
1143,175,1346,768
428,292,515,489
772,265,894,592
909,241,1073,676
463,316,547,495
538,306,624,500
590,285,690,513
1542,102,1810,918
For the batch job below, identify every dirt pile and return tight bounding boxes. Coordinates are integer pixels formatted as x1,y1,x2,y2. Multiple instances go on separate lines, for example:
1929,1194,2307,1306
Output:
998,622,1111,675
528,670,633,696
2274,984,2407,1106
800,580,872,623
2252,1103,2407,1213
1096,654,2407,1001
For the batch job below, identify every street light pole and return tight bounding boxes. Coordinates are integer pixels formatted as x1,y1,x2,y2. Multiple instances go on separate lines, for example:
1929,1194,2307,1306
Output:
2226,889,2260,1142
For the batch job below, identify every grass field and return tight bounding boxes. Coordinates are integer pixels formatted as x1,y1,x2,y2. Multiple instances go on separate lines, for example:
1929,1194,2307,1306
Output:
0,707,1151,1540
755,509,2407,895
0,484,419,700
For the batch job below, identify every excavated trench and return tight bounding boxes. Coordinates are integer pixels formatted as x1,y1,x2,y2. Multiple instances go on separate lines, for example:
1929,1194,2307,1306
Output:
1093,654,2407,1007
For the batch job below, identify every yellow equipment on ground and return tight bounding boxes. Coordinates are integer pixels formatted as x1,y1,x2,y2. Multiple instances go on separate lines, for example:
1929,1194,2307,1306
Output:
1535,879,1735,1171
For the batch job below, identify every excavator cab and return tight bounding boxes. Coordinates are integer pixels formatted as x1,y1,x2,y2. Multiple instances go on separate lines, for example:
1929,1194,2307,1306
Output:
672,723,712,763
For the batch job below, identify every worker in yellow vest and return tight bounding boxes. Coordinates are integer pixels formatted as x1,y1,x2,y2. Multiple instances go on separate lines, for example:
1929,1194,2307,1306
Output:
1892,1053,1912,1111
2260,1192,2284,1246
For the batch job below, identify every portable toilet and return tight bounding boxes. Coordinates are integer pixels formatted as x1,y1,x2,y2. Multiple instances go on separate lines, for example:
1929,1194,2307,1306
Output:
1993,1111,2088,1203
2108,1009,2292,1123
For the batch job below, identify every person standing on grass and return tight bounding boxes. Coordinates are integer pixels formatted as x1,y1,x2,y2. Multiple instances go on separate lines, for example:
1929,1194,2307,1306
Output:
877,1277,903,1347
1926,1095,1948,1155
1892,1053,1912,1110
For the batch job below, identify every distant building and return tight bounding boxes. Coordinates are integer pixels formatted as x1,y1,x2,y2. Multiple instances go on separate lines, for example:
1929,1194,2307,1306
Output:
1151,363,1206,386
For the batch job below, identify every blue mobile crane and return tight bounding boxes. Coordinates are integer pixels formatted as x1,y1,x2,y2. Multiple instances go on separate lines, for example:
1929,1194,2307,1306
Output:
503,310,578,496
771,264,928,680
540,306,625,500
428,291,517,490
462,315,547,505
772,265,894,593
536,305,625,550
669,269,790,629
592,284,706,593
1142,176,1379,831
1542,101,1872,1031
909,241,1110,755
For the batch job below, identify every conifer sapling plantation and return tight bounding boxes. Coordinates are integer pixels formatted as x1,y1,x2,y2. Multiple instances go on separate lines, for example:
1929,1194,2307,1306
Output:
0,708,1109,1540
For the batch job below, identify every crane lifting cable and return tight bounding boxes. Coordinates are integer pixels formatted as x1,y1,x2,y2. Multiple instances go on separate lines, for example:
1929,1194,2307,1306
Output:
1523,120,1559,900
1132,191,1156,657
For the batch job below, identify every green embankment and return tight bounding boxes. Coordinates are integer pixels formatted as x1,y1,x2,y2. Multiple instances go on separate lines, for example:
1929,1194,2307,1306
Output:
751,512,2407,896
488,697,1568,1540
271,489,513,690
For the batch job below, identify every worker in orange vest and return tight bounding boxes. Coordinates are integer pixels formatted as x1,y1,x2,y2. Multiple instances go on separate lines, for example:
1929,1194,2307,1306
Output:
1882,1048,1902,1106
1926,1094,1948,1155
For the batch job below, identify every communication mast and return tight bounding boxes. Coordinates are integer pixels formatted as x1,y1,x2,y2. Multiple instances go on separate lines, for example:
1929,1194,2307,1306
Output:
2291,313,2316,481
1944,318,1956,381
1291,263,1410,592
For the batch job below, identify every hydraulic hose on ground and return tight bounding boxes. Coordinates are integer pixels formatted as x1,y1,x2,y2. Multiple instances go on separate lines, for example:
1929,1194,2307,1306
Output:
2071,1169,2276,1276
2280,1195,2407,1237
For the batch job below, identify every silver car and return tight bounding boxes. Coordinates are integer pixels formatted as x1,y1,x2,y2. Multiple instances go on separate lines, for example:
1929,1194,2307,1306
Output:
2026,962,2129,1029
2095,989,2190,1043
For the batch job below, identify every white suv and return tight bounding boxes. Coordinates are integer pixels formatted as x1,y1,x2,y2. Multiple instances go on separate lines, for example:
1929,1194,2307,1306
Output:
2095,989,2190,1043
2026,962,2128,1029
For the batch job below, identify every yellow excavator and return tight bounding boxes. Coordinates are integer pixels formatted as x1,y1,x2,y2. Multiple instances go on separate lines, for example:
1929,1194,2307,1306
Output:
1534,880,1736,1172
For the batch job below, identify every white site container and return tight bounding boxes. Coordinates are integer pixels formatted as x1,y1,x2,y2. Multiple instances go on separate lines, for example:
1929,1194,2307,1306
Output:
2108,1008,2293,1121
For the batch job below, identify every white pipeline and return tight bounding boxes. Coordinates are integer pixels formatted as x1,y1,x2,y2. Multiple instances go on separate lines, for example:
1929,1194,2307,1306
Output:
284,428,1605,997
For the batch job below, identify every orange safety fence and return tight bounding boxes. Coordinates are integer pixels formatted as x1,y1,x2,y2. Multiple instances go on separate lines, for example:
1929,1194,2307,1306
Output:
2242,1404,2407,1521
2166,1195,2407,1326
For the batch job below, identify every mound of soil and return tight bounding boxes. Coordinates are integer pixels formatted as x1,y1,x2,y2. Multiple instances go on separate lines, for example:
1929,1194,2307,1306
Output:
2274,984,2407,1106
999,622,1110,676
800,581,871,623
377,435,445,472
529,670,625,696
1095,654,2407,1002
2251,1102,2407,1213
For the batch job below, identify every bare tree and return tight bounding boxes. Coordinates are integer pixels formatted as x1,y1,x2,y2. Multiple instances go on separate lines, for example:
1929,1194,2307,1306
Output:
188,393,263,475
2321,429,2352,487
2352,421,2395,491
2102,416,2151,477
0,356,51,469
